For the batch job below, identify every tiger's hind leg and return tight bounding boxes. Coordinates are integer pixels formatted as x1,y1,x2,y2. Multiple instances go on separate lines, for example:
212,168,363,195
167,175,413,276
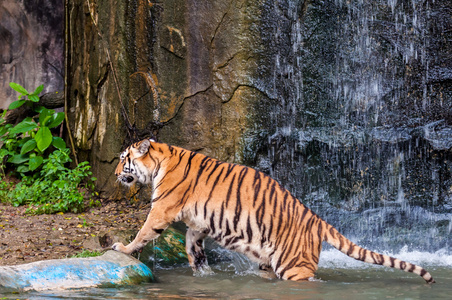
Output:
186,228,213,275
273,253,318,281
258,264,277,279
279,267,315,281
275,262,317,281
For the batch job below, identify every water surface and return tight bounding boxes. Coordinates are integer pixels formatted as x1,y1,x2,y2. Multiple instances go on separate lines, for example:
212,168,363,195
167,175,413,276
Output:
2,249,451,299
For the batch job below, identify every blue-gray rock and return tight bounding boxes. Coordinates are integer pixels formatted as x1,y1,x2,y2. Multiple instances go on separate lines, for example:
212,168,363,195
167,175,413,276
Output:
0,250,153,291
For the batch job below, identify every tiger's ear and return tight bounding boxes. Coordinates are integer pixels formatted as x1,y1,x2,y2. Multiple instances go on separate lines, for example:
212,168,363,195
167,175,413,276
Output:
134,139,150,158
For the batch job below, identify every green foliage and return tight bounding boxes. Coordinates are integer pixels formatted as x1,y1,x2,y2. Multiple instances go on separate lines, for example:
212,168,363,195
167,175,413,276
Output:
0,82,99,214
0,83,66,176
71,249,103,258
3,148,98,214
0,180,13,202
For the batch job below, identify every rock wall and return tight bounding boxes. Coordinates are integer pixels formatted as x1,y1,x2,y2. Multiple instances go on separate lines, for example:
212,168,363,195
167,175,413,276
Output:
67,0,304,194
0,0,63,109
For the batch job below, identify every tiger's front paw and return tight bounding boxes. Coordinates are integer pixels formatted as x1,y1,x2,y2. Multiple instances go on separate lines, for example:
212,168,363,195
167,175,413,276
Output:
111,242,128,254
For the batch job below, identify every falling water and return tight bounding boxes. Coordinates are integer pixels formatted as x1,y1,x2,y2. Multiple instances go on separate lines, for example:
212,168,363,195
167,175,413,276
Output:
250,0,452,254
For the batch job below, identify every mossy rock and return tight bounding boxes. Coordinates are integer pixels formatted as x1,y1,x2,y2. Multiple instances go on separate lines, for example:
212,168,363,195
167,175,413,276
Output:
140,225,188,267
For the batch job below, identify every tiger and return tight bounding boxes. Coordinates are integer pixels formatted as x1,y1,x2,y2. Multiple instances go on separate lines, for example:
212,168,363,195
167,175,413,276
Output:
112,138,435,283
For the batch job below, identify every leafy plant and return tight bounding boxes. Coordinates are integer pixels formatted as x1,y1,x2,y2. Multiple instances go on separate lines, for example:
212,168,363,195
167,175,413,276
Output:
0,83,65,176
0,179,13,202
4,148,98,214
0,82,99,214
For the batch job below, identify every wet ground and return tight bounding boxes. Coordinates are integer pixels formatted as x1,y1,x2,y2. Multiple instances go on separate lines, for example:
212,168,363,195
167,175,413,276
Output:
0,200,148,266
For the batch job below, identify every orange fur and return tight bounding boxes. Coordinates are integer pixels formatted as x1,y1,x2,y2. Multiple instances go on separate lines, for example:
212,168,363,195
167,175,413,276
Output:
112,139,435,283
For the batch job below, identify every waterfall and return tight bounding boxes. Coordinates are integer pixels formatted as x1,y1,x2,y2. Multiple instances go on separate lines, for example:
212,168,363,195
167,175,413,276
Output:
251,0,452,253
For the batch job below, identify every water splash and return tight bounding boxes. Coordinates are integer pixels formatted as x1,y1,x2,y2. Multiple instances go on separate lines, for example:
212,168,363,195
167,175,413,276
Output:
319,246,452,269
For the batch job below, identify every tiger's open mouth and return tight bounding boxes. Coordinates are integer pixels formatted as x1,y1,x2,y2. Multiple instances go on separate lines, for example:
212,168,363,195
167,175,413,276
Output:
117,174,136,185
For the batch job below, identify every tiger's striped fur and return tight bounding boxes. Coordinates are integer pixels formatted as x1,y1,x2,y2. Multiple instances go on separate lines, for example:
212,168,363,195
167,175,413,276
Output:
112,139,435,283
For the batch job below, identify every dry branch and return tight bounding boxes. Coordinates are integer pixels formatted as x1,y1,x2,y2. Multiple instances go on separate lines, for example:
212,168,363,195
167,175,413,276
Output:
3,91,64,125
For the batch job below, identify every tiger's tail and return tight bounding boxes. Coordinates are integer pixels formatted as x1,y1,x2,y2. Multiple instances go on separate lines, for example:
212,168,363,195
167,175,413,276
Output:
323,222,435,284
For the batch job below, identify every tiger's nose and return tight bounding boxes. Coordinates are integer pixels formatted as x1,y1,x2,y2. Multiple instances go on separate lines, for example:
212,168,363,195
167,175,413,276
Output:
123,176,134,183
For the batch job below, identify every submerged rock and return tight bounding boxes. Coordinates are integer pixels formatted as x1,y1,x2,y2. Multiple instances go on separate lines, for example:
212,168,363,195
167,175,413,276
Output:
0,250,153,291
86,225,188,267
140,225,188,267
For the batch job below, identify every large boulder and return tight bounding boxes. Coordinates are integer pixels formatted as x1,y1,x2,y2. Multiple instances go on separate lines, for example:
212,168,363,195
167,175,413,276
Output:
0,250,153,291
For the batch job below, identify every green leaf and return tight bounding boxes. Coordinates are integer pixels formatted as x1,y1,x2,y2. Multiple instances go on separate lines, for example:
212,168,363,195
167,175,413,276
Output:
52,137,66,149
17,136,32,147
16,165,29,173
39,108,53,125
29,95,40,102
7,154,29,164
8,100,26,110
0,125,8,136
34,106,46,113
0,148,10,158
55,180,66,189
10,120,38,134
20,139,37,155
9,82,29,95
47,112,65,128
35,126,52,151
31,85,44,96
29,156,44,171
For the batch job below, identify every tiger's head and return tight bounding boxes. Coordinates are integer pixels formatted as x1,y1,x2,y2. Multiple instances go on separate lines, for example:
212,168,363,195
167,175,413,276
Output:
115,139,154,187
